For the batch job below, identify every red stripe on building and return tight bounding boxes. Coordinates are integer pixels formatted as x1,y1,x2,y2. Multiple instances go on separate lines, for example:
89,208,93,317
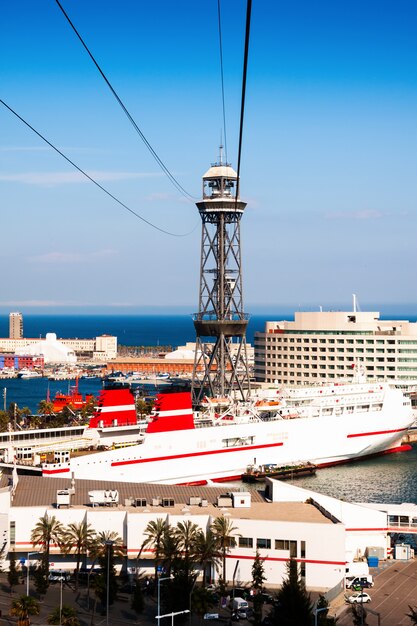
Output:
111,441,284,468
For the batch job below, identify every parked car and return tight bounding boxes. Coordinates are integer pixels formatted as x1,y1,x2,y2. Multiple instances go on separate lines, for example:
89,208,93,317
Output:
203,613,219,620
232,608,253,621
49,570,70,582
347,592,371,604
259,592,274,604
346,577,373,589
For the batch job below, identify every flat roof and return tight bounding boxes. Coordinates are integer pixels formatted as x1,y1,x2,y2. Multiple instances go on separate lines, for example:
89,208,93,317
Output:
5,475,333,524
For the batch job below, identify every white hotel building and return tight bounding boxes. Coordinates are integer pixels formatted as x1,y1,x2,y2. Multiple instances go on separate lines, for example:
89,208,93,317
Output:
254,310,417,385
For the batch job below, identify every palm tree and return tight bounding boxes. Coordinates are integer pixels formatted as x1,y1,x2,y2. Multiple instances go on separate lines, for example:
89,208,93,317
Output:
31,513,65,570
211,516,238,584
47,604,80,626
141,518,167,582
38,400,54,415
10,595,40,626
407,606,417,624
194,527,221,587
174,520,199,561
62,519,96,589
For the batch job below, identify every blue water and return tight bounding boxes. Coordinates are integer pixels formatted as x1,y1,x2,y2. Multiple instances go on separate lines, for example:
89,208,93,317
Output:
2,311,417,348
1,312,417,506
0,314,278,347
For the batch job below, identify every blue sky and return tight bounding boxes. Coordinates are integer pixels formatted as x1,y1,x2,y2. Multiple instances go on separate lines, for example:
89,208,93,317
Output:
2,0,417,315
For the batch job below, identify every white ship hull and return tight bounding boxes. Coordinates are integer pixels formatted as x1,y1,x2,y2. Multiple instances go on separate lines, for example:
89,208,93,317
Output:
41,382,415,485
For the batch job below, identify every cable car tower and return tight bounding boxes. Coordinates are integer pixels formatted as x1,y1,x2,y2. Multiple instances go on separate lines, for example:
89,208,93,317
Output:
192,148,251,405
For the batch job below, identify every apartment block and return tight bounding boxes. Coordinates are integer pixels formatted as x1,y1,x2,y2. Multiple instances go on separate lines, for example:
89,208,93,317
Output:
254,310,417,384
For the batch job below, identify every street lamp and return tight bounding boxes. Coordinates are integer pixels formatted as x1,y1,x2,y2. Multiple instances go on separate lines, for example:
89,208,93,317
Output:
26,552,39,596
158,576,173,626
156,609,190,626
105,540,114,626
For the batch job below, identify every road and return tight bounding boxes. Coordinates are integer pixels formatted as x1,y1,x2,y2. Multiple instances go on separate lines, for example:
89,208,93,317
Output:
335,559,417,626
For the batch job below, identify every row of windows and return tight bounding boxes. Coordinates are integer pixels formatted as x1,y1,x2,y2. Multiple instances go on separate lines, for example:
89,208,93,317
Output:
263,335,417,345
238,537,305,557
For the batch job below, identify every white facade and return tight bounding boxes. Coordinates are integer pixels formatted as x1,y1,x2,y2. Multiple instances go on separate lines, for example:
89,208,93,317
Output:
15,333,77,365
4,479,349,593
0,334,117,361
254,310,417,384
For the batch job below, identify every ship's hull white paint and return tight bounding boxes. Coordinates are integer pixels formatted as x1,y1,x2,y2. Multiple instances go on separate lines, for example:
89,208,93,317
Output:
43,386,413,484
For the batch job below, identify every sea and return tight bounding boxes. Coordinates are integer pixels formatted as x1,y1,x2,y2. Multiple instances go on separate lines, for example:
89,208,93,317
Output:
0,312,417,507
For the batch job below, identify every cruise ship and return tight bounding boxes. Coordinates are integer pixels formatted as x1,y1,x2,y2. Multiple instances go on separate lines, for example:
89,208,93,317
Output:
28,377,414,485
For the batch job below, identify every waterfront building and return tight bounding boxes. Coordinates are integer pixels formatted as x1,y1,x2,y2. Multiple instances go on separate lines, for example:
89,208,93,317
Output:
3,474,412,591
3,474,346,592
9,312,23,339
254,310,417,384
0,334,117,361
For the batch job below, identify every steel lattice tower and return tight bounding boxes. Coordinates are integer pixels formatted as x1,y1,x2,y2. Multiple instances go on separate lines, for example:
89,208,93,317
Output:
192,151,250,405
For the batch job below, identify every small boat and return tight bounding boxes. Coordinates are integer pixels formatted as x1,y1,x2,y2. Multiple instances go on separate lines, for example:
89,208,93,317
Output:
18,369,43,379
241,462,317,483
51,378,95,413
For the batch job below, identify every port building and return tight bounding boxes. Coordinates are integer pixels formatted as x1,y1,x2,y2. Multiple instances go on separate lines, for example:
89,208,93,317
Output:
254,310,417,384
2,473,413,593
0,334,117,361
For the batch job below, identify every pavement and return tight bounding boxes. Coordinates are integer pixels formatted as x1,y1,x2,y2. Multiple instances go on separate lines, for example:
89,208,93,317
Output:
0,559,416,626
329,558,417,625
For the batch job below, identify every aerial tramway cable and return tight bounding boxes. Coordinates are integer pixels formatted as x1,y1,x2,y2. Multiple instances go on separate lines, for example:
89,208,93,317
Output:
217,0,228,164
54,0,198,201
235,0,252,204
0,98,196,238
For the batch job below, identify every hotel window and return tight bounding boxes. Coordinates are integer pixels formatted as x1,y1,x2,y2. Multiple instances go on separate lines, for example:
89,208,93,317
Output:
257,538,271,549
275,539,297,557
239,537,253,548
10,521,15,546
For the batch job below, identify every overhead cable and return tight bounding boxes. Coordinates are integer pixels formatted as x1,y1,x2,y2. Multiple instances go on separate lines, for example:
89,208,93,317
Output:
0,99,197,237
235,0,252,203
217,0,228,164
55,0,197,201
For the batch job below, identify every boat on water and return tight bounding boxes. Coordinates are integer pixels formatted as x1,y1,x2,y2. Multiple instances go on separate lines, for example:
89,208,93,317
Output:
18,369,43,379
34,377,415,484
241,461,317,482
51,378,95,413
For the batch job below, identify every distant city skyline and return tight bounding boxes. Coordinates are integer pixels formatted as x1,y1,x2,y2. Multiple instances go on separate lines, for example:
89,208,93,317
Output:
2,1,417,312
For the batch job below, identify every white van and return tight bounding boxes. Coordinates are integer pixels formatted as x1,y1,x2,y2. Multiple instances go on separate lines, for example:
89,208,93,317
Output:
232,597,249,612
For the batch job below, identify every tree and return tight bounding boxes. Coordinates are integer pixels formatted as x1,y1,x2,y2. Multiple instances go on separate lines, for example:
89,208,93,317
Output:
141,518,167,583
90,531,124,608
252,550,267,626
173,520,199,582
10,594,40,626
272,558,313,626
33,562,49,596
8,553,20,591
194,527,221,587
31,513,65,573
131,579,145,618
211,516,238,584
37,400,54,416
62,519,96,589
407,606,417,624
47,604,80,626
350,603,369,626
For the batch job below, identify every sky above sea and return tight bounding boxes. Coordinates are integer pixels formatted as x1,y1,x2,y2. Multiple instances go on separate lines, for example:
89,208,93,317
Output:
2,1,417,311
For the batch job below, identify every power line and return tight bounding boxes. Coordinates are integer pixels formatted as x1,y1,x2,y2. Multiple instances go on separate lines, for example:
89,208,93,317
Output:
217,0,228,164
235,0,252,203
0,99,197,238
55,0,197,201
